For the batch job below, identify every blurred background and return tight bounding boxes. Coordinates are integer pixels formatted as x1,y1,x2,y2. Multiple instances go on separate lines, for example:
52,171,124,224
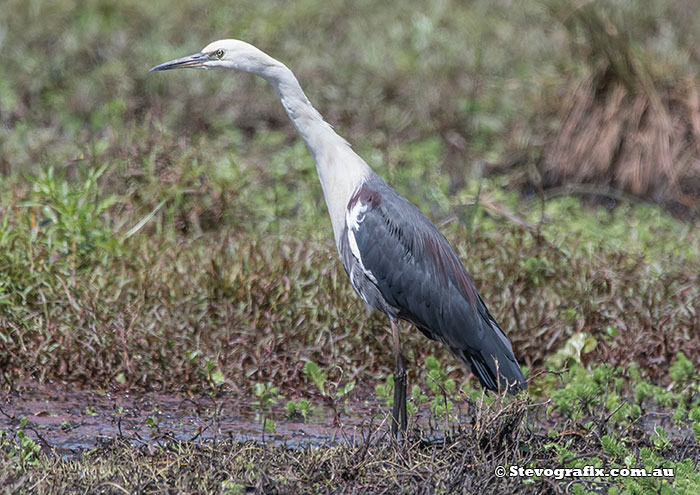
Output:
0,0,698,392
2,0,700,213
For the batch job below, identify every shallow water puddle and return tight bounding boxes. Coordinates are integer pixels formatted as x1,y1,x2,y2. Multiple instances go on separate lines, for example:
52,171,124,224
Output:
0,383,387,456
4,383,685,458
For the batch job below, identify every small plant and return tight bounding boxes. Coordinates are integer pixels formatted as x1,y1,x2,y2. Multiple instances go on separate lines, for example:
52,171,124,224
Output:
285,399,312,421
304,361,328,396
203,358,226,395
410,384,429,416
304,361,355,399
634,380,654,405
549,365,604,421
336,381,356,398
0,418,41,470
425,356,456,420
669,352,698,385
83,406,99,417
20,165,120,264
303,360,355,421
253,382,282,436
375,374,394,409
545,332,597,370
222,480,247,495
145,414,160,431
650,426,671,452
543,435,577,464
186,350,226,395
601,434,629,460
15,429,41,468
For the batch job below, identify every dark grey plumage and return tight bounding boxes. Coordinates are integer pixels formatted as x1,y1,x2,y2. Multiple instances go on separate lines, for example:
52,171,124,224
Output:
340,176,526,393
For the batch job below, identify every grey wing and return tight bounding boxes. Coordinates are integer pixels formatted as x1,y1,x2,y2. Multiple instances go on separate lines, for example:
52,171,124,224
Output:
345,183,526,392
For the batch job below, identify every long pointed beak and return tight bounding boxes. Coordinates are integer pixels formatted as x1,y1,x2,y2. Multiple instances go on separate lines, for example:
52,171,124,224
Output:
149,52,209,71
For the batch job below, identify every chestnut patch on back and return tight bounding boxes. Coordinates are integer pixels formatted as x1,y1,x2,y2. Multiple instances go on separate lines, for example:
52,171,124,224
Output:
347,186,382,211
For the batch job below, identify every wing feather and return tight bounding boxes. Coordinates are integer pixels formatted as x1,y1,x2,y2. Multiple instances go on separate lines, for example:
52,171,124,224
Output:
348,182,526,392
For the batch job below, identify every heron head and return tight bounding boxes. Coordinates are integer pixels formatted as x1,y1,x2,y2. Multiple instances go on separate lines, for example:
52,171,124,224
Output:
150,39,274,73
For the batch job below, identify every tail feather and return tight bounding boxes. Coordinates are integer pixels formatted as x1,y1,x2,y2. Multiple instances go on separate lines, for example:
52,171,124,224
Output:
460,346,527,394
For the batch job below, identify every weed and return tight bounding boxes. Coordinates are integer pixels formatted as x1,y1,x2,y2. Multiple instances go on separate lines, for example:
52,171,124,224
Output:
375,356,462,430
203,358,226,396
83,406,99,417
669,352,699,385
302,360,355,423
253,382,281,436
221,480,247,495
650,426,671,452
303,361,328,396
374,375,394,409
0,418,41,470
284,399,312,421
20,165,120,262
411,384,429,414
545,332,598,370
425,355,457,422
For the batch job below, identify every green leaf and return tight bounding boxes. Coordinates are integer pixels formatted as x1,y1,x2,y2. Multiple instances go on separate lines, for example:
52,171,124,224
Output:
606,325,620,338
303,361,327,395
210,370,225,386
425,355,439,371
253,383,266,397
338,381,355,397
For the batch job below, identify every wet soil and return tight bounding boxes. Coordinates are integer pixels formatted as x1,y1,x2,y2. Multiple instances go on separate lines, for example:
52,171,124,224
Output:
2,382,691,460
0,382,387,457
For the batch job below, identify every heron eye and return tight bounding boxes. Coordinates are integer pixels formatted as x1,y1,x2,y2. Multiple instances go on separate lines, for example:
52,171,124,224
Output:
215,49,224,59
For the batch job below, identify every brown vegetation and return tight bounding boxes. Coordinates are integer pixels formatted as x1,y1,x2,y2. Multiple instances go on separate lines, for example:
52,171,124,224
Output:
539,3,700,217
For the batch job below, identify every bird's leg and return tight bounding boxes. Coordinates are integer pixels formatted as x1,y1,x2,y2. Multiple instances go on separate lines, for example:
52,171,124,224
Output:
390,320,408,439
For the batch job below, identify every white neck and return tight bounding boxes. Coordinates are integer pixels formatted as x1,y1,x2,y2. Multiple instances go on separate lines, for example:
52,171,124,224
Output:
237,53,374,244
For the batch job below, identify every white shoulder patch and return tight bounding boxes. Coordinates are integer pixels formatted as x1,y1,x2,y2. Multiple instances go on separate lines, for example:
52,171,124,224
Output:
346,200,378,284
347,200,367,231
